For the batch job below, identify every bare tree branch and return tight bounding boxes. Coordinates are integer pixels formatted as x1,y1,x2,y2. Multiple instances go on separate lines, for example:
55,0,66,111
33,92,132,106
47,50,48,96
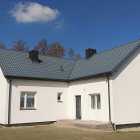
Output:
12,40,28,52
34,39,48,55
48,42,65,57
0,42,6,49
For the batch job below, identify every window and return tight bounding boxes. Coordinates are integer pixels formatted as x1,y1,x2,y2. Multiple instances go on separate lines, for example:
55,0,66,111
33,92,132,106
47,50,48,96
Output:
20,92,36,110
90,94,101,109
57,92,63,102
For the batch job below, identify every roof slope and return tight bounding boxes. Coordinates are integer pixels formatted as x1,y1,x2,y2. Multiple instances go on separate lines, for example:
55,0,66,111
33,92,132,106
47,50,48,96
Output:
0,49,75,81
0,39,140,81
70,39,140,80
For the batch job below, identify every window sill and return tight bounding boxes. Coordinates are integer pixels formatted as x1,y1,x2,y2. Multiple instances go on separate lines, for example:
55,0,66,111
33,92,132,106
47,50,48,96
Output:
57,100,63,103
91,108,101,110
20,108,37,110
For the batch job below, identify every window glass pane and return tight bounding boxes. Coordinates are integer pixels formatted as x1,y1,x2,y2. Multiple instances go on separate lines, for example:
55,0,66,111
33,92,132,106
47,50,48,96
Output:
26,93,35,108
58,95,61,100
97,95,101,109
57,92,62,102
20,93,25,108
91,95,95,109
26,98,34,108
27,93,35,98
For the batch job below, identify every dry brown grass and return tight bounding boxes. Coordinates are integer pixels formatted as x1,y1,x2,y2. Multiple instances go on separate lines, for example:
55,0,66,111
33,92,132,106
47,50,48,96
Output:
0,125,139,140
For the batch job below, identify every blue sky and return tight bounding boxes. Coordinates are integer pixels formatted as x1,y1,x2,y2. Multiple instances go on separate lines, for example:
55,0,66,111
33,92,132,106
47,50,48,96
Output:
1,0,140,56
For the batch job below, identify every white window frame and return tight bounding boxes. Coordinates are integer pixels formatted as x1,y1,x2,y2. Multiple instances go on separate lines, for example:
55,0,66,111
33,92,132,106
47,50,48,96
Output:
90,94,101,110
20,91,36,110
57,92,63,102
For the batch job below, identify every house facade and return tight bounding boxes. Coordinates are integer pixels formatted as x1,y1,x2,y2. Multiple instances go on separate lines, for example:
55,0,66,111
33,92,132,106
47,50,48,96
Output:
0,39,140,128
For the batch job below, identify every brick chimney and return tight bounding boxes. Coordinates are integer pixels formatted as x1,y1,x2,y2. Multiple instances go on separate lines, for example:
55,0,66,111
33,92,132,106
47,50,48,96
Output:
85,48,96,59
29,50,39,62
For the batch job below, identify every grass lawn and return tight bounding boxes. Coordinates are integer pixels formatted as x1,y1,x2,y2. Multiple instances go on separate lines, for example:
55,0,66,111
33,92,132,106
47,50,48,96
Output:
0,125,140,140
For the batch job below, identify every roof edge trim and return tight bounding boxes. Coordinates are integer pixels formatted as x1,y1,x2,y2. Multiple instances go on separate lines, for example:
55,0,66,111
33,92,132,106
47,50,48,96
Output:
5,76,68,82
112,43,140,73
5,72,111,82
69,72,111,81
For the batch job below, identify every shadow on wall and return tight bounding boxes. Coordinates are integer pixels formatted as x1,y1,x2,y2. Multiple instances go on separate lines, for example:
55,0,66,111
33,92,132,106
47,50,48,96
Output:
69,77,108,86
12,79,68,88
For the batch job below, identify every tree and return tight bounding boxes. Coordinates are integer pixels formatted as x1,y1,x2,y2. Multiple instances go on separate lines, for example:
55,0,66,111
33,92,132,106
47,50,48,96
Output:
0,42,6,49
12,40,28,52
48,42,65,57
76,53,81,60
68,48,75,59
68,48,81,60
34,39,48,55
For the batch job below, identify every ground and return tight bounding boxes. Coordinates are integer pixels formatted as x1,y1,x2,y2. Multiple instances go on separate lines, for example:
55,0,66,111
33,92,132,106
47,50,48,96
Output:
0,125,140,140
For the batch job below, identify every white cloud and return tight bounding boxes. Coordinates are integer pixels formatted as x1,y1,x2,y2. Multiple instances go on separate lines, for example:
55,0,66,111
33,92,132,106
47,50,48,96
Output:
10,2,60,23
54,19,64,29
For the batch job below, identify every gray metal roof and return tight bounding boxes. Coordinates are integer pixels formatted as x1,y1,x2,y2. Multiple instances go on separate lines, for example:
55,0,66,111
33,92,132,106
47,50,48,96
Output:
0,39,140,81
69,39,140,80
0,50,75,81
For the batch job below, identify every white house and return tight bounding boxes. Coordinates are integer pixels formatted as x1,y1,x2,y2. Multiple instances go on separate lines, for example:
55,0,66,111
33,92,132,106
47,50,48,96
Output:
0,39,140,129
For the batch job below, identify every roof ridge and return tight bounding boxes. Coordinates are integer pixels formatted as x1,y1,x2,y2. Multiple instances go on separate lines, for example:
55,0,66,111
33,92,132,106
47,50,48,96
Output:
75,38,140,61
40,54,74,61
0,48,27,53
91,38,140,56
67,60,77,79
0,48,75,61
0,48,28,54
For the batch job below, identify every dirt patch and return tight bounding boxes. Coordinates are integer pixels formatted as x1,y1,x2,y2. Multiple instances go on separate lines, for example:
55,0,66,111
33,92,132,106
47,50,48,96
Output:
0,125,140,140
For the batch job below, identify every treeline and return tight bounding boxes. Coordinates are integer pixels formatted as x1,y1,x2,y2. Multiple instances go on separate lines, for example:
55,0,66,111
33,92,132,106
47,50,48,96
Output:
0,39,81,60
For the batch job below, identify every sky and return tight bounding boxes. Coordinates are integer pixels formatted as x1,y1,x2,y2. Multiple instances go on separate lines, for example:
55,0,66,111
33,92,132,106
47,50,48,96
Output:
1,0,140,56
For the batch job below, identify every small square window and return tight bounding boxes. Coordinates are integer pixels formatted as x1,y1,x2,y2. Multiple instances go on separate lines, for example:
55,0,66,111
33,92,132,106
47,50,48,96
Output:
57,92,63,102
90,94,101,109
20,92,36,110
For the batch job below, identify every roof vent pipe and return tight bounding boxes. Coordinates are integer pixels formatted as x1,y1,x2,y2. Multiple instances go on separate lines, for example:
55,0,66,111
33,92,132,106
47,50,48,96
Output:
29,50,39,62
85,48,96,59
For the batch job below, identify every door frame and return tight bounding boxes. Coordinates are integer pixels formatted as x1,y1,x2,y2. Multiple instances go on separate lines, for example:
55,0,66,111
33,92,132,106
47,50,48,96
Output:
75,95,81,119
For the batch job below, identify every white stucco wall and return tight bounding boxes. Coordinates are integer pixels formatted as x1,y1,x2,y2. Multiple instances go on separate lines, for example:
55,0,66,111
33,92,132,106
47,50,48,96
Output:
0,68,9,124
9,77,110,124
10,79,69,124
112,49,140,125
68,77,110,122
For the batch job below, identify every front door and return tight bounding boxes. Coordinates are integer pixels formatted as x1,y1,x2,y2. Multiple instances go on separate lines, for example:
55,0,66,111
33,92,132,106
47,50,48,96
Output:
76,95,81,119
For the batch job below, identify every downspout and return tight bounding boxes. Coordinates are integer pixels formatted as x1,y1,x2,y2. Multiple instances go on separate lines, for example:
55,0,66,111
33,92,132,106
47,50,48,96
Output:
107,76,111,122
107,75,116,130
8,79,12,126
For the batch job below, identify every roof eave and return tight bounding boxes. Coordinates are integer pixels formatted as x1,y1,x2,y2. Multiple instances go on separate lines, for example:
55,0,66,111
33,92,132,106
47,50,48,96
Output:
5,72,112,82
5,75,69,82
68,72,112,81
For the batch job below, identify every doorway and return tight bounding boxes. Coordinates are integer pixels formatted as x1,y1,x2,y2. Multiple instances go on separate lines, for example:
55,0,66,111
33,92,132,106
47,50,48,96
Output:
75,95,81,119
